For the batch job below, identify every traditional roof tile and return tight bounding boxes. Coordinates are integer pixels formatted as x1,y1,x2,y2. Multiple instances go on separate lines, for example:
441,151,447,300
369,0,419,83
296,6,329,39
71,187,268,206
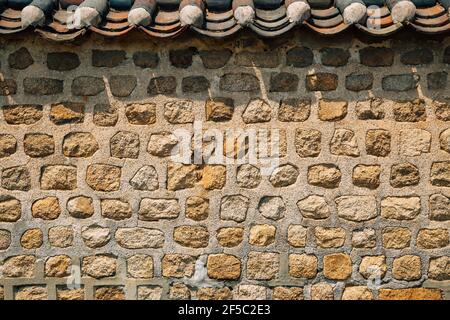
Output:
0,0,449,41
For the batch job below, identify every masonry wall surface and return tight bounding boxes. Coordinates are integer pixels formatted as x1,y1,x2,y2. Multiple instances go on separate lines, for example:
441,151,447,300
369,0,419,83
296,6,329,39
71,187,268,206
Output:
0,29,449,300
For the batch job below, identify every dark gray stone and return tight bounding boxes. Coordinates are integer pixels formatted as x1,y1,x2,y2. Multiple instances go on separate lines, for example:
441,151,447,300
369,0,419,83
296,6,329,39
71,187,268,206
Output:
0,79,17,96
169,48,197,68
219,73,259,92
444,46,450,64
359,47,394,67
306,73,338,91
132,51,159,68
23,78,63,95
286,46,313,67
427,72,447,90
47,52,80,71
147,76,177,95
72,76,105,96
199,49,232,69
320,48,350,67
382,74,420,92
345,72,373,91
92,50,126,67
8,47,34,70
182,76,210,93
400,48,433,65
235,51,280,68
269,72,299,92
109,75,137,97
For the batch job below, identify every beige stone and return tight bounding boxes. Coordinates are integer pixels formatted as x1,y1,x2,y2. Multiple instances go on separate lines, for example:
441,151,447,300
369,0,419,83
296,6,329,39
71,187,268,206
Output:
335,196,377,222
399,129,431,156
220,194,249,222
382,227,411,249
126,103,156,125
0,229,11,250
86,164,121,191
233,285,268,300
67,196,94,218
167,163,200,190
201,165,226,190
278,98,310,122
164,100,194,124
429,194,450,221
205,98,234,122
330,128,360,157
147,132,179,157
269,164,299,187
162,254,196,278
169,283,191,300
297,195,331,219
392,255,422,281
242,99,272,123
95,287,125,300
0,197,21,222
3,255,35,277
379,288,442,300
3,104,42,124
40,165,77,190
0,134,16,158
366,129,391,157
352,164,381,189
116,227,164,249
307,164,341,188
82,255,117,279
287,225,307,247
359,256,387,279
258,196,286,220
197,287,232,300
381,197,420,220
416,228,449,249
173,225,209,248
63,132,99,157
81,225,111,248
249,224,276,246
45,255,71,277
318,100,347,121
185,196,209,221
48,226,73,248
430,161,450,186
127,255,153,279
16,286,47,300
50,102,84,124
342,286,373,300
288,254,317,279
101,199,132,220
295,129,321,157
138,286,163,300
207,254,241,280
20,228,43,249
314,227,346,248
23,133,54,157
57,288,85,300
323,253,352,280
217,227,244,247
311,283,334,300
272,287,303,300
236,164,261,188
390,162,420,187
139,198,181,221
247,252,279,280
352,228,376,248
31,197,61,220
428,256,450,280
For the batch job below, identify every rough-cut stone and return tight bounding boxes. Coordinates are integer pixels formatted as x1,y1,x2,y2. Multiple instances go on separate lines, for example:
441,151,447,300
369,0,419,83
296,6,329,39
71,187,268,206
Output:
278,98,310,122
295,129,321,157
382,227,411,249
428,71,447,90
258,196,285,220
3,255,35,277
320,48,350,66
50,102,84,124
21,228,43,249
86,164,121,191
31,197,61,220
270,72,299,92
116,228,164,249
220,73,259,92
197,287,233,300
323,253,352,280
147,132,179,157
269,164,299,187
199,49,232,69
390,162,420,187
336,196,377,222
379,288,442,300
169,48,196,68
428,257,450,280
315,227,346,248
235,50,280,67
173,225,209,248
82,255,116,278
95,287,125,300
16,286,47,300
392,255,422,281
429,194,450,221
289,254,317,279
1,166,31,191
307,164,341,188
93,103,118,126
381,197,420,220
286,46,313,67
342,287,373,300
63,132,98,157
139,198,180,221
220,195,249,222
24,77,63,95
207,254,241,280
0,196,21,222
0,229,11,249
359,256,387,279
401,48,433,65
0,79,17,95
162,254,196,278
127,255,153,279
92,50,125,67
306,73,338,91
355,99,385,120
48,226,73,248
164,100,194,124
233,285,268,300
72,76,104,96
47,52,80,71
81,225,111,248
201,165,226,190
0,134,16,158
440,128,450,153
287,225,307,247
109,75,137,97
125,103,156,125
382,74,419,91
297,195,330,219
430,161,450,186
130,166,158,191
110,131,139,159
247,252,279,280
236,164,261,188
242,99,272,123
3,104,43,125
57,288,85,300
169,283,191,300
185,196,208,221
352,229,376,248
147,76,177,95
205,98,234,122
393,99,426,122
217,227,244,247
352,165,381,189
360,47,394,66
417,228,449,249
318,100,347,121
311,283,334,300
366,129,391,157
345,72,373,91
45,255,71,277
182,76,210,93
137,286,163,300
8,47,34,69
249,224,276,246
101,199,132,220
23,133,54,157
67,196,94,219
167,163,200,190
133,51,159,68
399,129,431,156
330,129,360,157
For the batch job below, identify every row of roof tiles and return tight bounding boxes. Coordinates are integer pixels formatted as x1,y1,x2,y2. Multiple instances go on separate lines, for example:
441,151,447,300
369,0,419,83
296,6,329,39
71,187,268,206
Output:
0,0,449,41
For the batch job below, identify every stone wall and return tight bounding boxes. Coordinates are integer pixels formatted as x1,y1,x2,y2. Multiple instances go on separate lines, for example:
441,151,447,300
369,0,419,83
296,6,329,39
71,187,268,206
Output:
0,29,449,300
